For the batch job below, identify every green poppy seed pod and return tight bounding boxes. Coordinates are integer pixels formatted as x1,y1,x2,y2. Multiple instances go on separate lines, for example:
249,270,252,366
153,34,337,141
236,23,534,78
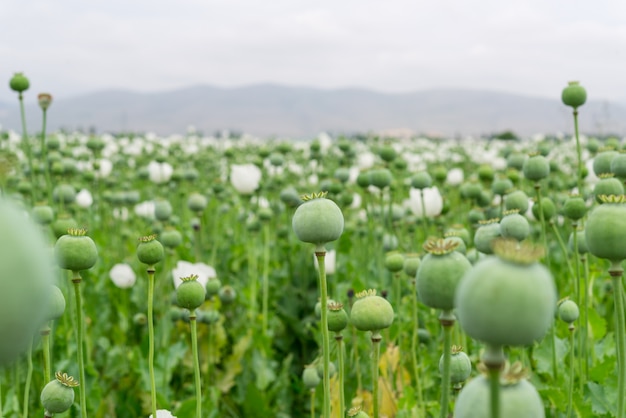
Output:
403,255,421,277
444,235,467,254
384,252,405,273
334,168,351,183
523,154,550,182
440,347,472,384
446,225,471,247
474,221,501,254
416,239,472,311
504,190,529,214
40,372,78,414
52,184,76,205
279,188,303,208
382,233,399,252
133,312,147,326
460,182,482,200
187,193,208,212
176,275,206,311
456,240,557,347
418,328,431,344
292,193,344,246
314,299,336,319
558,300,580,324
9,73,29,93
585,195,626,263
38,93,53,111
258,207,273,222
51,215,78,239
492,178,513,196
593,176,624,203
379,145,397,162
411,172,432,190
561,81,587,109
48,285,66,321
269,152,284,167
160,228,182,249
506,153,527,171
315,360,336,379
302,365,320,389
611,153,626,179
32,205,54,225
593,150,619,177
198,309,220,325
205,277,221,299
218,285,236,304
568,230,588,254
532,197,556,222
499,211,530,241
136,235,164,265
350,289,394,332
369,168,393,189
327,303,349,332
154,199,173,221
467,209,486,226
454,372,545,418
356,171,372,188
562,195,587,221
54,228,98,271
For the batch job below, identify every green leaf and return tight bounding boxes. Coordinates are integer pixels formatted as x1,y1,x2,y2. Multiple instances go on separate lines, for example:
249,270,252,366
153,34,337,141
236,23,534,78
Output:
588,306,607,339
586,381,616,416
533,334,568,378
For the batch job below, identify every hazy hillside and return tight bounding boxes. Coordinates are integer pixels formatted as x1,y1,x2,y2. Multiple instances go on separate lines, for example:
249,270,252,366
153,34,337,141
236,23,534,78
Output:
0,84,624,137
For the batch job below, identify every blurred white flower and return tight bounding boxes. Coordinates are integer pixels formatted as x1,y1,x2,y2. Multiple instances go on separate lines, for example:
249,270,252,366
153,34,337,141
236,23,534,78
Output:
446,168,464,186
109,263,136,289
148,410,177,418
113,207,129,220
357,152,376,170
75,189,93,208
585,158,599,185
230,164,262,194
407,187,443,218
97,158,113,178
134,201,155,219
313,249,336,275
148,161,173,184
172,260,216,288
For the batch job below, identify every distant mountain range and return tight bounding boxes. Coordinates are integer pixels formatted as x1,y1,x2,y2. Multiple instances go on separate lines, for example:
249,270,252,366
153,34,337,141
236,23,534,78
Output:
0,84,624,138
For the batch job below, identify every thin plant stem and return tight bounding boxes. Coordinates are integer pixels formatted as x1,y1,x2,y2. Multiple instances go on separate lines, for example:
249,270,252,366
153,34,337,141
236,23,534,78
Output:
336,334,345,418
411,279,425,416
582,254,590,379
371,332,382,418
40,108,52,202
610,263,625,418
262,222,271,335
72,271,88,418
18,92,35,203
566,325,576,418
22,339,33,418
248,236,258,321
550,221,574,279
0,377,3,418
41,326,51,384
439,311,454,418
489,367,500,418
310,389,315,418
147,266,158,418
573,109,583,194
190,312,202,418
315,249,331,418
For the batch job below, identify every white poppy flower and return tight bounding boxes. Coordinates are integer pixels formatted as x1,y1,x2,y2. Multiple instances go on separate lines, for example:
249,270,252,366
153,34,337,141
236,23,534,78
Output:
446,168,464,186
109,263,136,289
148,410,177,418
407,187,443,218
75,189,93,208
172,260,216,288
134,201,155,219
148,161,173,184
230,164,262,194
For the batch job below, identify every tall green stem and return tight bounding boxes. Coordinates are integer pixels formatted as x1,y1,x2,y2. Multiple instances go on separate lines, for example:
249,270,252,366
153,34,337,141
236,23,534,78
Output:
566,325,576,418
483,345,505,418
411,279,425,415
72,272,87,418
371,332,382,418
335,334,345,418
22,340,33,418
0,377,3,418
41,326,51,384
610,264,625,418
439,311,454,418
309,389,315,418
18,92,35,202
315,248,331,418
40,108,52,202
248,237,258,321
573,109,583,194
190,312,202,418
262,223,271,335
147,267,157,418
582,254,590,379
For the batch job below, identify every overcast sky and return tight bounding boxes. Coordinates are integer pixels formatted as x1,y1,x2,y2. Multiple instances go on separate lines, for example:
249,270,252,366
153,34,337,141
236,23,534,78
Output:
2,0,626,103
